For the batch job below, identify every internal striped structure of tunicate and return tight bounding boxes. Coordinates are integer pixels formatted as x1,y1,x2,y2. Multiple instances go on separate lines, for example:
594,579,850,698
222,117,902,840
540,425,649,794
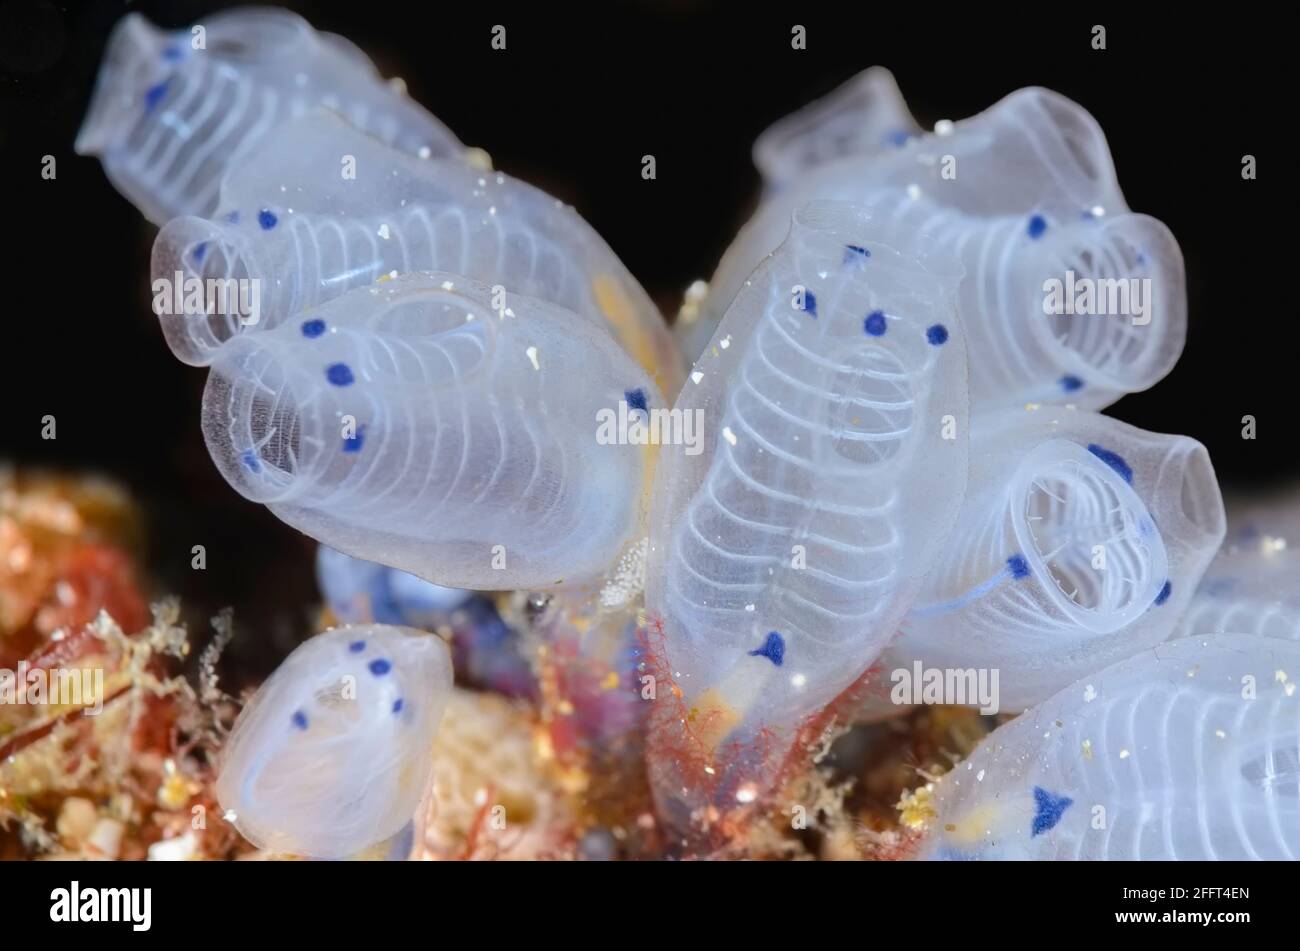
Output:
751,67,919,194
215,624,452,859
1170,545,1300,643
646,201,969,814
151,110,681,395
680,87,1131,364
201,272,660,590
76,8,462,224
861,408,1225,715
696,188,1181,409
917,635,1300,860
692,194,1182,418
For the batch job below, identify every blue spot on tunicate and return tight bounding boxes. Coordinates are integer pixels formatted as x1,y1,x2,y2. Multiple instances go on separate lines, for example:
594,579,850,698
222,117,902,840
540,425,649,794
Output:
1007,553,1031,580
291,710,308,730
163,46,183,62
800,290,817,317
1059,375,1083,393
926,324,949,346
239,450,261,473
864,310,887,337
342,425,366,454
257,209,278,230
1027,214,1048,239
843,245,870,266
392,698,404,714
1031,786,1073,836
747,631,786,667
1154,580,1172,606
1087,443,1134,484
192,242,208,264
349,640,366,653
369,658,392,676
326,363,355,386
625,388,648,413
301,318,326,338
885,129,912,148
144,79,171,112
225,211,241,224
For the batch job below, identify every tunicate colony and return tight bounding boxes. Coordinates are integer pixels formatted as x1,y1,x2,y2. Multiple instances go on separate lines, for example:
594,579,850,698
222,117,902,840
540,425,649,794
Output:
78,8,1297,860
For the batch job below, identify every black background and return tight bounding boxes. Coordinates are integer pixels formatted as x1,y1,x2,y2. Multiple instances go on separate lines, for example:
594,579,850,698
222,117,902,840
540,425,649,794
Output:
0,2,1291,669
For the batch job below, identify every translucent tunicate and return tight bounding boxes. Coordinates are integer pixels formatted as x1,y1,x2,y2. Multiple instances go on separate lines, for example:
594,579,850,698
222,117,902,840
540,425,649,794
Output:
215,624,452,859
681,87,1136,367
1171,545,1300,643
695,189,1181,409
866,407,1225,714
918,635,1300,860
202,272,660,590
646,200,969,820
751,67,920,193
76,8,462,224
150,110,682,395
